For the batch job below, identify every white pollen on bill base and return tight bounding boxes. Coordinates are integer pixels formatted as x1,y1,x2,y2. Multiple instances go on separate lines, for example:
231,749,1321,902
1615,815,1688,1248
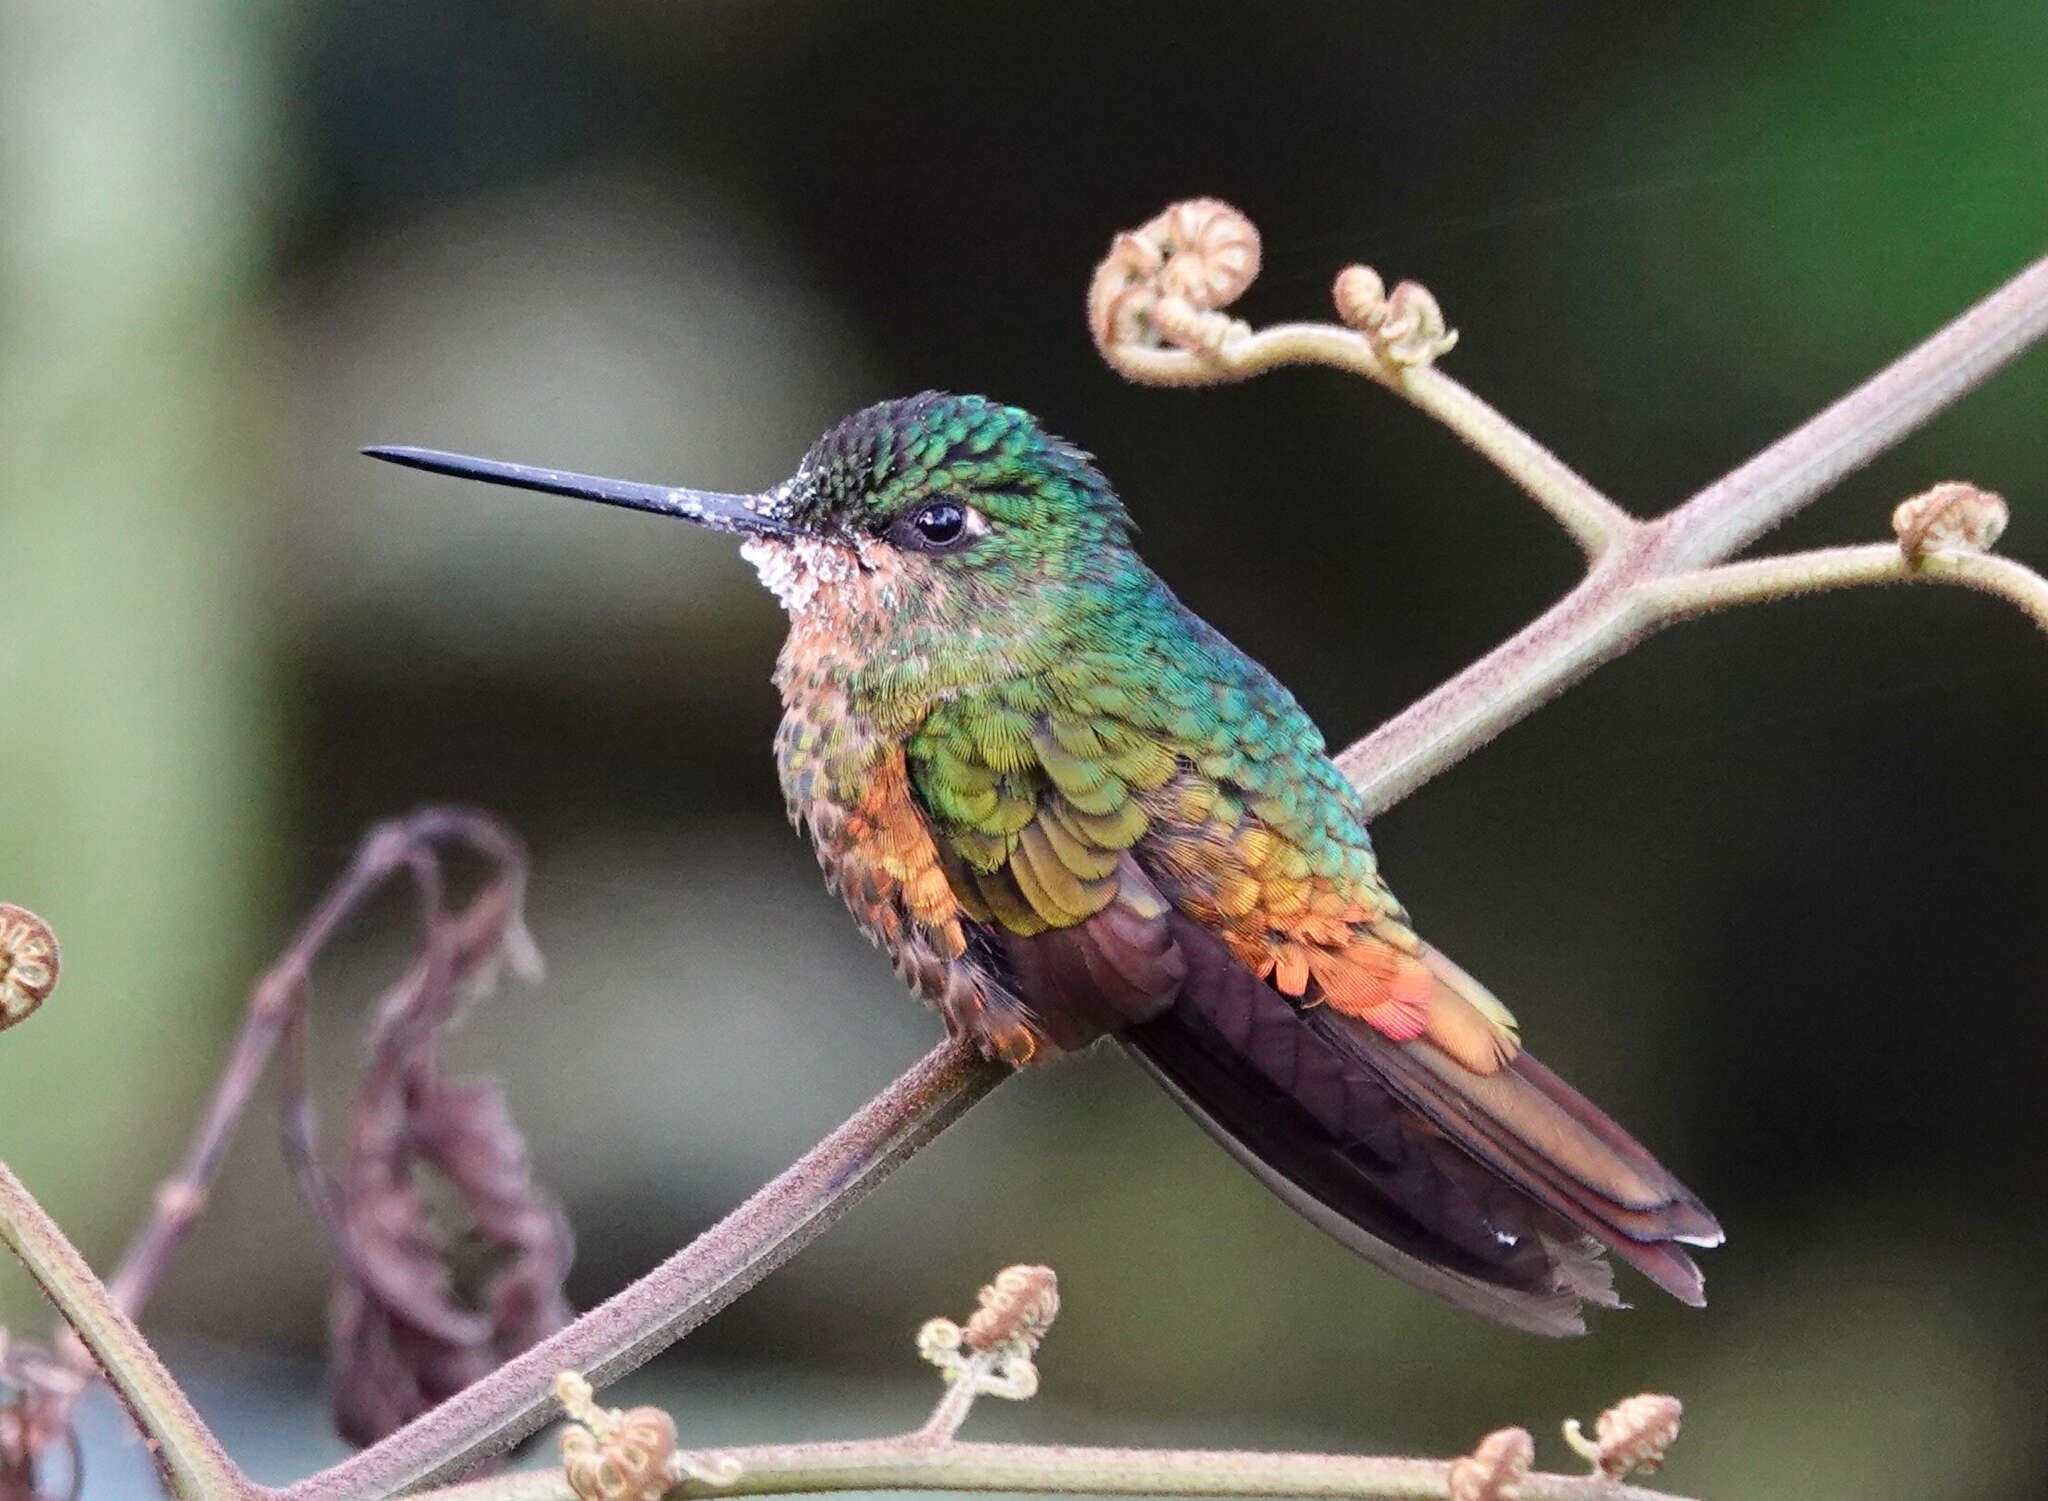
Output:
742,536,859,616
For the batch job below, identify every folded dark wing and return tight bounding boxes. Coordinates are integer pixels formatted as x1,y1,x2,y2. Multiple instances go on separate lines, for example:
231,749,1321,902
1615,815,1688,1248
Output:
1121,911,1719,1334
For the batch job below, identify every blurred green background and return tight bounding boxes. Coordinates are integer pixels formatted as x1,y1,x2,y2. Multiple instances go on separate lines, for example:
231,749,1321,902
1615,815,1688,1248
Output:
3,2,2046,1498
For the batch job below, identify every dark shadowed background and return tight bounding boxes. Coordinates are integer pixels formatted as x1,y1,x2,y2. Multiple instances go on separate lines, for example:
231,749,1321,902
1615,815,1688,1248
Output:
3,3,2045,1499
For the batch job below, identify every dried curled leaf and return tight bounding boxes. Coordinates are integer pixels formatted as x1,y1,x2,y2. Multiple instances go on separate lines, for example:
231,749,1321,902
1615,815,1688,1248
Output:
0,906,58,1033
1563,1392,1683,1480
1893,481,2008,560
325,1074,574,1446
0,1333,82,1501
1447,1426,1533,1501
1089,199,1260,357
280,811,573,1447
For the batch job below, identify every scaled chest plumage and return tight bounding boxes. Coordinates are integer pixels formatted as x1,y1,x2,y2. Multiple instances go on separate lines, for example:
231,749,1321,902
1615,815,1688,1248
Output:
749,530,1031,1054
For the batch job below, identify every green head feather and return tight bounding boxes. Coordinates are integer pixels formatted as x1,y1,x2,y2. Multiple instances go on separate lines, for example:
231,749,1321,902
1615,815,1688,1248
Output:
776,392,1136,576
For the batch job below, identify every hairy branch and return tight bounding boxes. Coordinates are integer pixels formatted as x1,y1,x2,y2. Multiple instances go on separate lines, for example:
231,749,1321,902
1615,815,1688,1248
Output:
1638,539,2048,630
416,1271,1686,1501
1653,264,2048,569
418,1436,1688,1501
0,1164,251,1501
1089,203,1634,556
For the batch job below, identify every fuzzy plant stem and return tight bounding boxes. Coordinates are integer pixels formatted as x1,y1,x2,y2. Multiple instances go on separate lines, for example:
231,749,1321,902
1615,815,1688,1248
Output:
1088,203,2048,815
1331,249,2048,814
417,1438,1685,1501
0,1163,253,1501
1635,541,2048,631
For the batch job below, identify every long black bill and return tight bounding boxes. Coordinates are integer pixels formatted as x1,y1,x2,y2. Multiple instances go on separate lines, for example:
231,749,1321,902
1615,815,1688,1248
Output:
362,445,796,539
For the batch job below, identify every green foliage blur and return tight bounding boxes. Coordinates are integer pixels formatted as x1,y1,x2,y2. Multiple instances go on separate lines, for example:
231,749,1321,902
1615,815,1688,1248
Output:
3,2,2045,1499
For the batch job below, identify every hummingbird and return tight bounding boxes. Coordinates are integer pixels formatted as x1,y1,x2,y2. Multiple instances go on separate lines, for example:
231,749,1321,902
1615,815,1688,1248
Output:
366,392,1721,1334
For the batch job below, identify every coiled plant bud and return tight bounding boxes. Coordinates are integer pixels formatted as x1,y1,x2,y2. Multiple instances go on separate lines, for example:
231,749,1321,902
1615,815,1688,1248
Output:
1563,1392,1683,1480
1893,481,2008,560
0,906,58,1033
1090,199,1260,356
1447,1425,1533,1501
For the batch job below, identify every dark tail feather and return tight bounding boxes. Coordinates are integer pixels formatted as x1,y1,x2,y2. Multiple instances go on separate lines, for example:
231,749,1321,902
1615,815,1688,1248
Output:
1122,914,1718,1334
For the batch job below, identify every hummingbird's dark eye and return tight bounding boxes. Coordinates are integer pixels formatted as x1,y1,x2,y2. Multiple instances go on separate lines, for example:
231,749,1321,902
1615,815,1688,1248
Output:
891,498,979,552
913,501,966,544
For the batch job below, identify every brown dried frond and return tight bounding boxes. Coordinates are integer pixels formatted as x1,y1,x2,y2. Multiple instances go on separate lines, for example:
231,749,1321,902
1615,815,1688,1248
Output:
279,809,572,1446
0,1334,83,1501
1893,481,2008,560
0,906,59,1034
